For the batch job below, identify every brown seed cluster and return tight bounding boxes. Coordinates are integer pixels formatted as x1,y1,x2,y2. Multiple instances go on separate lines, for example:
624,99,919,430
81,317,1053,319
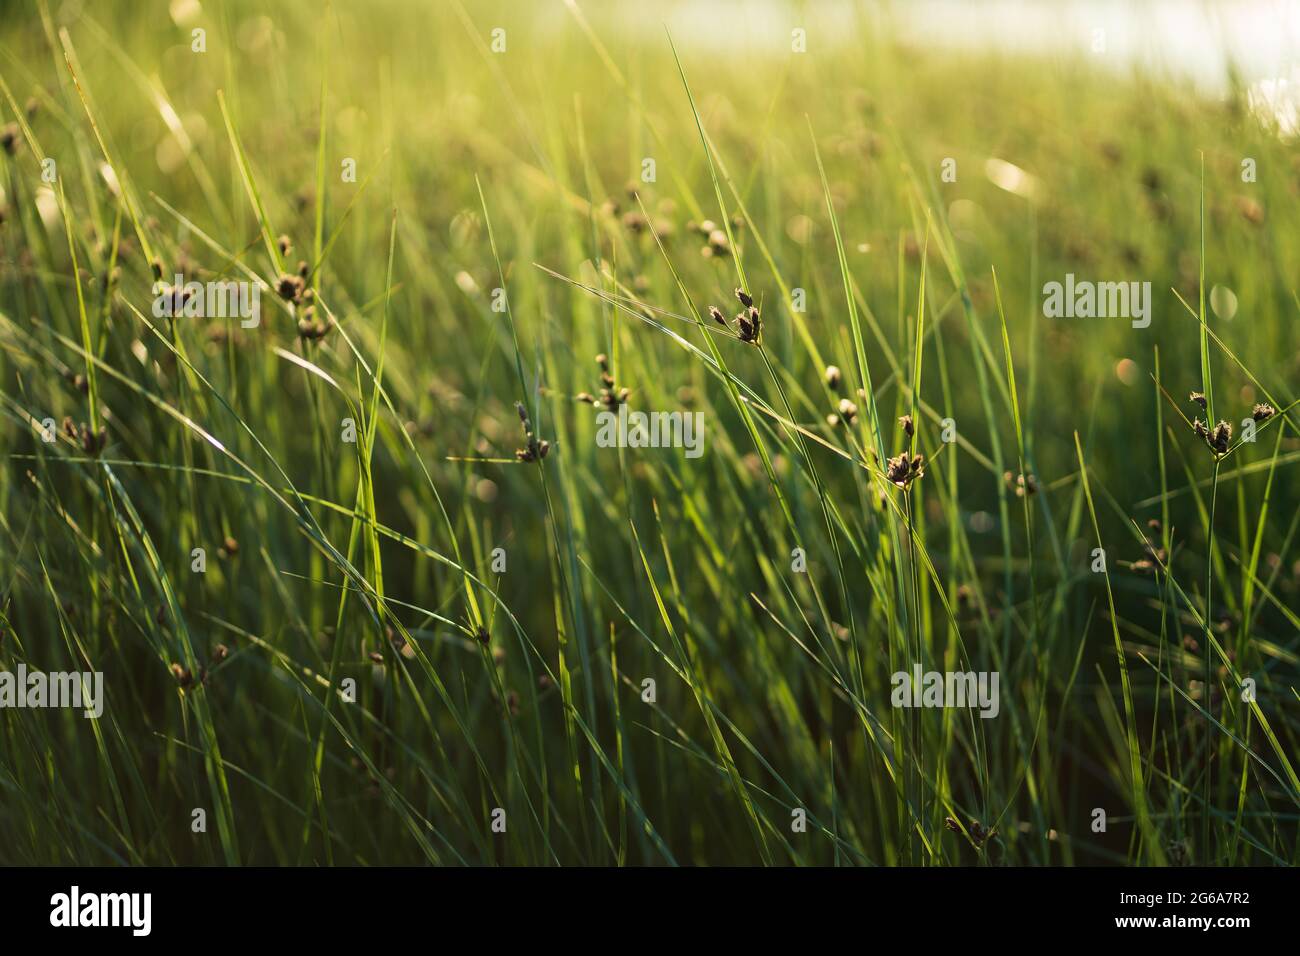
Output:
598,193,674,242
576,353,628,411
1,122,20,157
707,288,762,343
1188,393,1277,456
1192,417,1232,455
688,218,732,258
152,276,195,318
514,402,551,463
835,398,858,426
945,816,994,847
1134,518,1169,573
296,307,328,341
276,270,304,301
1236,196,1265,226
273,258,327,341
886,452,925,488
956,583,974,610
62,416,107,456
170,643,229,691
620,210,648,234
170,662,193,689
1003,471,1037,497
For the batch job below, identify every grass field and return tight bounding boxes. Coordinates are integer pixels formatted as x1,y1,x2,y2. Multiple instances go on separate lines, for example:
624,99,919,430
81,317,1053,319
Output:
0,0,1297,866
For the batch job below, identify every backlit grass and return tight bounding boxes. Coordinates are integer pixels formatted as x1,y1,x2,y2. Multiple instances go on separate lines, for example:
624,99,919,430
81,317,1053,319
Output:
0,0,1297,865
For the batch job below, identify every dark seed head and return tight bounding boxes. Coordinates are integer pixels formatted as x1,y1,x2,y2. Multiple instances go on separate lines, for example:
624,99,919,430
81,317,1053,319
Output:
1189,391,1207,410
297,317,328,340
886,454,911,485
899,414,914,438
1252,402,1275,422
886,452,925,488
77,423,107,455
276,273,303,301
736,313,755,342
0,123,20,156
735,288,753,308
1209,419,1232,454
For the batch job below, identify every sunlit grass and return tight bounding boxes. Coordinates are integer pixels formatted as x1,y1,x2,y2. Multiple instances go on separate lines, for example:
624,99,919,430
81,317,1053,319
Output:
0,0,1296,865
